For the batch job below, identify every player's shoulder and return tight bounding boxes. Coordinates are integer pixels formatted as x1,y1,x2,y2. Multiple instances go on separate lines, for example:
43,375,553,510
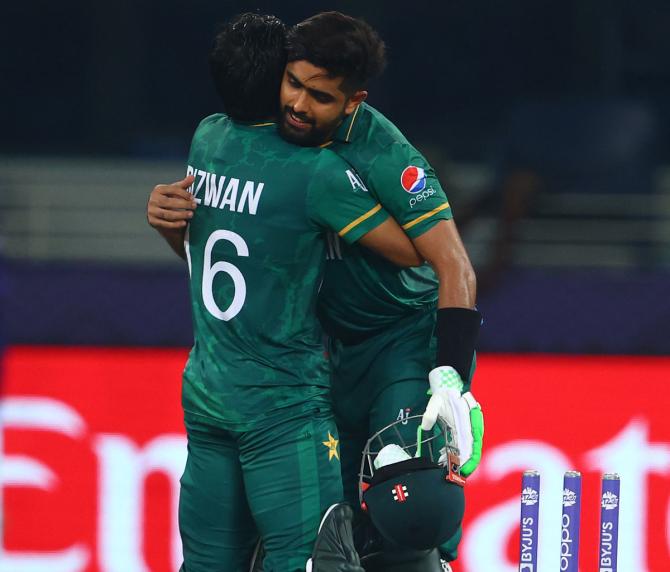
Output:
269,141,332,180
307,148,364,193
192,113,231,140
196,112,229,130
313,146,350,170
314,145,370,183
352,103,413,149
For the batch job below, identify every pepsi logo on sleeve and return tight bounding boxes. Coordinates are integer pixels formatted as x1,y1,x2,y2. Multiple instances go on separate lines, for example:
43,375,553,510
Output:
400,166,427,194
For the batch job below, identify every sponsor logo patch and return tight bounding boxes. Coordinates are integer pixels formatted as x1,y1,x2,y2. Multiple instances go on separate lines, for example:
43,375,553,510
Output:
401,166,427,194
408,186,436,207
345,169,368,192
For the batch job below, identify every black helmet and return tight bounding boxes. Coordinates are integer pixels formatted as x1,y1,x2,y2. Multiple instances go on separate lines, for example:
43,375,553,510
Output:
359,415,465,550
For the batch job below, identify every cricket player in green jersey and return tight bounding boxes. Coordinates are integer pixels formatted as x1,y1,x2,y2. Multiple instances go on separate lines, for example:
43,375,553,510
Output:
275,14,485,571
148,14,423,572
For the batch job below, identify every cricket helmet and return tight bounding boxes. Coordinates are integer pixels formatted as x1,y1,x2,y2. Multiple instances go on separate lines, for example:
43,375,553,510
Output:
359,415,465,550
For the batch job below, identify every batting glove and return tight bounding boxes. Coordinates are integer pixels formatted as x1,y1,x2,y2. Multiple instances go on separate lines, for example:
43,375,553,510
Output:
420,366,484,477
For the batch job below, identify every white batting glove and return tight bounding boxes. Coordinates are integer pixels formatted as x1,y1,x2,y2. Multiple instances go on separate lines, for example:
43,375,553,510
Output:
420,366,484,477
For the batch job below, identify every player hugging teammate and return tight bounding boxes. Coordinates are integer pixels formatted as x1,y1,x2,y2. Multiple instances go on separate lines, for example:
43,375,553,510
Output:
148,11,484,572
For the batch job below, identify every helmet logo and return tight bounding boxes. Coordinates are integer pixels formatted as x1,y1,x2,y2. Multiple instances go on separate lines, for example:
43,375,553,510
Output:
392,483,409,502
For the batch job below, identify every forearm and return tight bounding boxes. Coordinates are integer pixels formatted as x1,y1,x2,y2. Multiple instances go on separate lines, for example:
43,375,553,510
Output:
412,219,477,307
357,217,424,267
434,253,477,309
412,220,480,386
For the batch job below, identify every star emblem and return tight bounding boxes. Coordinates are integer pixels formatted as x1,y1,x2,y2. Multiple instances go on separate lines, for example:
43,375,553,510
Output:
322,432,340,461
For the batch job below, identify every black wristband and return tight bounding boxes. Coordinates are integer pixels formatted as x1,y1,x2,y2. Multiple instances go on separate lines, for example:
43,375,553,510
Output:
435,307,482,382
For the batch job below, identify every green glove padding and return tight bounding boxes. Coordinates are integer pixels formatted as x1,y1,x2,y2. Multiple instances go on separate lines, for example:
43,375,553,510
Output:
460,405,484,477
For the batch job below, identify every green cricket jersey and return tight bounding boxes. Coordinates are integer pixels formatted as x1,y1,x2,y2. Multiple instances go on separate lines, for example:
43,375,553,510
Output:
317,103,452,340
182,114,387,430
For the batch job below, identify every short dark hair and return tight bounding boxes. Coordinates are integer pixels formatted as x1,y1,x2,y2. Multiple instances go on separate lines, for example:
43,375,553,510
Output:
286,12,386,93
209,13,287,121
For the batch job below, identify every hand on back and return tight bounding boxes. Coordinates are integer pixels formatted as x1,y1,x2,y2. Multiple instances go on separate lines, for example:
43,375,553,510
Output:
147,175,197,230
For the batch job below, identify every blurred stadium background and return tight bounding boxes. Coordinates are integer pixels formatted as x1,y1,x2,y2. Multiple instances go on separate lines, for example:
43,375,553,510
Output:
1,1,669,571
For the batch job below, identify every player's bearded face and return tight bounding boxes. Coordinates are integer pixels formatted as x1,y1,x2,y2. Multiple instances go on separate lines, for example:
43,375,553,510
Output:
278,60,366,147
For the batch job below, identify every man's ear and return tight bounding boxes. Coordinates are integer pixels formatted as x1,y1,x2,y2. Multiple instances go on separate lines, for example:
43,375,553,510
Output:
344,90,367,115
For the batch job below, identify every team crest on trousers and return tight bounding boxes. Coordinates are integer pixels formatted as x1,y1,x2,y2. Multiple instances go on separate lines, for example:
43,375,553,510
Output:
322,432,340,461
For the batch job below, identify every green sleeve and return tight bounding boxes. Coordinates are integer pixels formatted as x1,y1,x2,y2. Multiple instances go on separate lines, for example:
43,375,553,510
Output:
366,142,452,239
308,152,389,244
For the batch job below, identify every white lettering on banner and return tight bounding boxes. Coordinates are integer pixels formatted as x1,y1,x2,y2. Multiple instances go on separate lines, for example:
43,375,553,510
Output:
462,420,670,572
1,397,86,438
0,397,91,572
94,434,187,572
0,546,90,572
2,456,56,489
585,419,670,572
4,389,669,572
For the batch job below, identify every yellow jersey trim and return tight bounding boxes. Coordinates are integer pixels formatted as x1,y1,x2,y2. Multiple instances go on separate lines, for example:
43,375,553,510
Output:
344,105,361,142
250,122,275,127
338,204,383,237
402,202,450,231
320,140,334,148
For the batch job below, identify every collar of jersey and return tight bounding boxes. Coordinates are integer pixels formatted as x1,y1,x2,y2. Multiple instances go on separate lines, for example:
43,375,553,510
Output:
231,119,276,127
333,103,364,143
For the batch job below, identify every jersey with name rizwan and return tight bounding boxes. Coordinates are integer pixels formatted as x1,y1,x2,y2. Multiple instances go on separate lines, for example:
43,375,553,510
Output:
183,114,388,431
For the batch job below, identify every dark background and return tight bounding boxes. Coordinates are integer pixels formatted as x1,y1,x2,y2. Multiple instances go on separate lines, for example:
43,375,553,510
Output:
2,0,669,354
4,0,670,158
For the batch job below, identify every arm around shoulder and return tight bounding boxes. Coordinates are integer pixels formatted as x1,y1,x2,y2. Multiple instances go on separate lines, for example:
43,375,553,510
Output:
357,218,424,267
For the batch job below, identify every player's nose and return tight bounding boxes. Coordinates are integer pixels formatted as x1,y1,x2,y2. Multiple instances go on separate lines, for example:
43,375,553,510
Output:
292,91,309,114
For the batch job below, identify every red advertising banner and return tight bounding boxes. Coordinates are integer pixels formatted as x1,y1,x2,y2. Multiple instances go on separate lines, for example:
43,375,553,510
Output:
2,347,669,571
